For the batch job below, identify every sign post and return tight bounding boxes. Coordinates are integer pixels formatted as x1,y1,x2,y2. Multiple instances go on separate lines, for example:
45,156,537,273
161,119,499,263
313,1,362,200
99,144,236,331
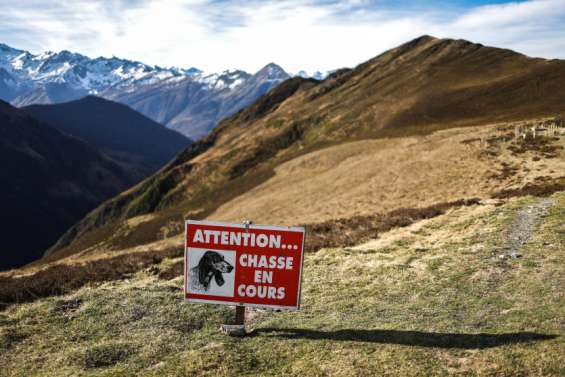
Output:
184,219,306,335
235,305,245,325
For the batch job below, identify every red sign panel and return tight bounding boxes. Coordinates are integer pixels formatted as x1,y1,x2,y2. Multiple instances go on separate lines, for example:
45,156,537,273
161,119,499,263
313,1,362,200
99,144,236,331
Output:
184,220,305,310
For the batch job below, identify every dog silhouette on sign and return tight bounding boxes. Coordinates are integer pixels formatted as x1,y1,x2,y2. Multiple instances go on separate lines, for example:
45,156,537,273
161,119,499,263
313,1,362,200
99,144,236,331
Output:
190,251,234,292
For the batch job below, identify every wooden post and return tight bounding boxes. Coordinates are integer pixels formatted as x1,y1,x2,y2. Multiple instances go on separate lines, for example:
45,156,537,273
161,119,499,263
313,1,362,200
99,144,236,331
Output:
235,305,245,325
220,220,252,337
220,305,247,337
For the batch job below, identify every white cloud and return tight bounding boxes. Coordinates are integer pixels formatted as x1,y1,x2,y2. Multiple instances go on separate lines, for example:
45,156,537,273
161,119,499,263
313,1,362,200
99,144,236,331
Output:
1,0,564,73
453,0,565,28
441,0,565,59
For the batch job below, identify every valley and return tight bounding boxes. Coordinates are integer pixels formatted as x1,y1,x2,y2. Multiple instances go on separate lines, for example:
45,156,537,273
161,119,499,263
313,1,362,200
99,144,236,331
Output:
0,100,135,270
24,96,191,178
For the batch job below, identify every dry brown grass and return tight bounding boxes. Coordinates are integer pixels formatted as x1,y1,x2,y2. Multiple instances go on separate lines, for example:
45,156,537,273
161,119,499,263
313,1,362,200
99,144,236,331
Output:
209,123,564,225
8,169,562,303
302,198,480,252
492,177,565,199
0,247,181,305
2,198,481,301
156,199,481,281
19,120,565,283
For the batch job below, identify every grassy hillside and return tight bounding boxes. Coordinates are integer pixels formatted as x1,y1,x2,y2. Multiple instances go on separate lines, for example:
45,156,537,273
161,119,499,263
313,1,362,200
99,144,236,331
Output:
1,192,563,376
32,118,564,268
42,35,565,264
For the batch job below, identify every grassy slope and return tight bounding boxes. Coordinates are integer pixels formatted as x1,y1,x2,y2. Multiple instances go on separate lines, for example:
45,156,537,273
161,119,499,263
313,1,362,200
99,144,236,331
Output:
39,118,565,268
210,123,565,225
2,192,563,376
43,35,565,263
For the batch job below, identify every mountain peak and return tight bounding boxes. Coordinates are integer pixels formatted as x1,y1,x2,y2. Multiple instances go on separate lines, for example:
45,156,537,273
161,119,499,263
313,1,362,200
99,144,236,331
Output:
399,35,491,54
48,49,87,62
0,42,15,50
378,34,512,68
80,94,111,103
0,43,25,56
395,34,439,52
254,63,289,80
181,67,202,75
296,70,326,80
260,62,285,72
413,34,438,43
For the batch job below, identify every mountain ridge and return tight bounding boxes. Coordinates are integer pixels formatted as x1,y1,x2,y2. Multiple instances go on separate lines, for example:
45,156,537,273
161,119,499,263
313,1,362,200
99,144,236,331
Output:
0,100,135,270
44,35,565,262
0,42,294,138
24,96,192,178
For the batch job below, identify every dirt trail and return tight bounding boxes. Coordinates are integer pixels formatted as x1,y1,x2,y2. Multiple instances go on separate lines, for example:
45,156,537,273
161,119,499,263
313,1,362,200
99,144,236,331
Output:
501,198,555,258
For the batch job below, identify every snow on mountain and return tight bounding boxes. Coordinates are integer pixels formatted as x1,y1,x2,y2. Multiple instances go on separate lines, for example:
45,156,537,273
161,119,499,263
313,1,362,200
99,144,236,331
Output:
296,70,328,80
1,43,293,97
100,62,291,139
0,43,205,104
0,43,298,138
197,69,251,90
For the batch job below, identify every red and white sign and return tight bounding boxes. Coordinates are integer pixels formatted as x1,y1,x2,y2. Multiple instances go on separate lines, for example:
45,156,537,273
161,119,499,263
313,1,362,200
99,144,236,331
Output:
184,220,305,310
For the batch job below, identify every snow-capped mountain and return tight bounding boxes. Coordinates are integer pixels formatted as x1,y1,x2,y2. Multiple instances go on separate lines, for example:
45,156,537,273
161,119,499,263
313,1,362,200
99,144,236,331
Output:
0,43,292,138
296,70,328,80
101,63,291,139
0,43,191,102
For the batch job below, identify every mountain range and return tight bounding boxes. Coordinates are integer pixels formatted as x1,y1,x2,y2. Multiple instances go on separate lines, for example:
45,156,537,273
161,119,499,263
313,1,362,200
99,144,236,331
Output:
0,100,135,270
0,96,193,270
102,63,292,139
44,35,565,263
24,96,191,178
0,43,196,103
0,43,305,139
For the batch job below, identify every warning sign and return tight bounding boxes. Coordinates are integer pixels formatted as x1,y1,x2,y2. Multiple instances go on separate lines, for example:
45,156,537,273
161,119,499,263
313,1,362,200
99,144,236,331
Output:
184,220,305,310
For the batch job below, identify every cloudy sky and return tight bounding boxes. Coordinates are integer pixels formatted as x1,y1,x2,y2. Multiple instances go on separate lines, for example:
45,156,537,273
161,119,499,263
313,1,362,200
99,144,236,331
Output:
1,0,565,73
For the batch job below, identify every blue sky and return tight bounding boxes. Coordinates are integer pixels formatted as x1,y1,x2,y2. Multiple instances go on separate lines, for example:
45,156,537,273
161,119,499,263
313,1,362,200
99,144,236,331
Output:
1,0,564,73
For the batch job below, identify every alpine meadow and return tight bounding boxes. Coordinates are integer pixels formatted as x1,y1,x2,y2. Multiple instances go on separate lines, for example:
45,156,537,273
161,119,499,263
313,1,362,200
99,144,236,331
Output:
0,1,564,376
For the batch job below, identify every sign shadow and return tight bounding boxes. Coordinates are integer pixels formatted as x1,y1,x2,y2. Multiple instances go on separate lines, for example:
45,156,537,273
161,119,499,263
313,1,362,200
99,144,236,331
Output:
251,328,556,349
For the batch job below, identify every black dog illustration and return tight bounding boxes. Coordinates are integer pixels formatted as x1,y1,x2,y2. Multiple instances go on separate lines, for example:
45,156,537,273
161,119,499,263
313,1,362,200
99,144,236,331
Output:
190,251,234,292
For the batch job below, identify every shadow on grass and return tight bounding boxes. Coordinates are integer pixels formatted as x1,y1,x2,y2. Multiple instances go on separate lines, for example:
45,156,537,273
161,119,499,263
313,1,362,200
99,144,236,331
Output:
252,328,556,349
